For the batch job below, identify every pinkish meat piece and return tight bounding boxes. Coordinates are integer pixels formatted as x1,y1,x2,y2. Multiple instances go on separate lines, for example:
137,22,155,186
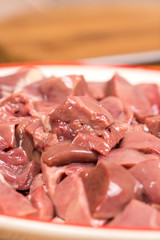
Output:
0,92,34,117
29,174,54,220
130,159,160,204
72,133,110,155
52,121,73,141
0,136,9,151
31,101,59,118
30,185,54,220
22,79,44,101
16,121,34,161
0,182,37,217
32,127,57,151
136,83,160,114
0,160,40,190
25,119,43,135
120,127,160,155
0,108,31,125
41,162,94,200
30,173,44,193
80,161,142,219
100,96,123,119
40,75,90,103
96,122,128,150
50,96,113,130
53,174,104,226
0,148,28,166
87,82,107,100
100,96,133,124
106,73,153,120
72,122,127,156
41,142,98,167
0,67,44,93
25,119,57,151
145,115,160,138
109,199,160,228
0,123,15,149
98,148,159,168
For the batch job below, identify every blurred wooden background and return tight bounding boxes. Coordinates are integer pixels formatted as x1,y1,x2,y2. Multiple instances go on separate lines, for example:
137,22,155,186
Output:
0,1,159,64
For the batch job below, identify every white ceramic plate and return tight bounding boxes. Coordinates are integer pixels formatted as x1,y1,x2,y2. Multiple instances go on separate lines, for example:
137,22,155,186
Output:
0,63,160,240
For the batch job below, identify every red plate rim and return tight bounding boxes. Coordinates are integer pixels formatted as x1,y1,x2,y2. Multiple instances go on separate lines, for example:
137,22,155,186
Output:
0,61,160,72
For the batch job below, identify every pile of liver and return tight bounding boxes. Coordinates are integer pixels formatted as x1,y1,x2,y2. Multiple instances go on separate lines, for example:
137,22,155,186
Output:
0,67,160,228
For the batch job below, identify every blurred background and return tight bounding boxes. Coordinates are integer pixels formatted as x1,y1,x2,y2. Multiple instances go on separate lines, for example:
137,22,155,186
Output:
0,0,159,65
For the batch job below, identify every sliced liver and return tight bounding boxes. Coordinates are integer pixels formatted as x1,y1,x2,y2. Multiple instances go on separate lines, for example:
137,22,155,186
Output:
106,73,153,121
40,75,90,103
0,182,37,217
80,161,142,219
109,199,160,228
130,159,160,204
50,96,113,130
41,142,98,167
120,126,160,155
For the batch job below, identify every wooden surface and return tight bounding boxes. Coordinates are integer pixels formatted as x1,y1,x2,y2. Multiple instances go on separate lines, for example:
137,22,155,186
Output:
0,2,159,64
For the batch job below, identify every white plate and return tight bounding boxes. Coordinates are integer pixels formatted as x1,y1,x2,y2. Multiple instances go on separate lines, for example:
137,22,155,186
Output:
0,63,160,240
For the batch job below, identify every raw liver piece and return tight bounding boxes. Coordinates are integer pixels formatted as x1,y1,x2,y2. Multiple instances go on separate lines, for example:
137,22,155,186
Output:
72,133,110,155
145,115,160,138
53,174,104,226
50,96,113,130
25,119,57,151
100,96,133,124
41,162,94,200
72,121,127,156
98,148,159,167
16,121,34,161
136,83,160,114
120,127,160,155
97,122,128,150
0,124,15,149
0,160,40,190
41,142,98,167
30,173,44,193
106,73,153,120
0,182,37,217
87,82,107,100
0,67,44,93
40,75,90,103
25,119,43,136
29,174,54,220
0,148,28,166
109,199,160,228
130,159,160,204
33,127,57,151
0,136,9,151
0,92,33,117
80,161,142,219
31,101,59,118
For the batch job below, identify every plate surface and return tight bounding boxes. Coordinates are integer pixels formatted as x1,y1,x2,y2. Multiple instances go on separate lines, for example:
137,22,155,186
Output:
0,63,160,240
